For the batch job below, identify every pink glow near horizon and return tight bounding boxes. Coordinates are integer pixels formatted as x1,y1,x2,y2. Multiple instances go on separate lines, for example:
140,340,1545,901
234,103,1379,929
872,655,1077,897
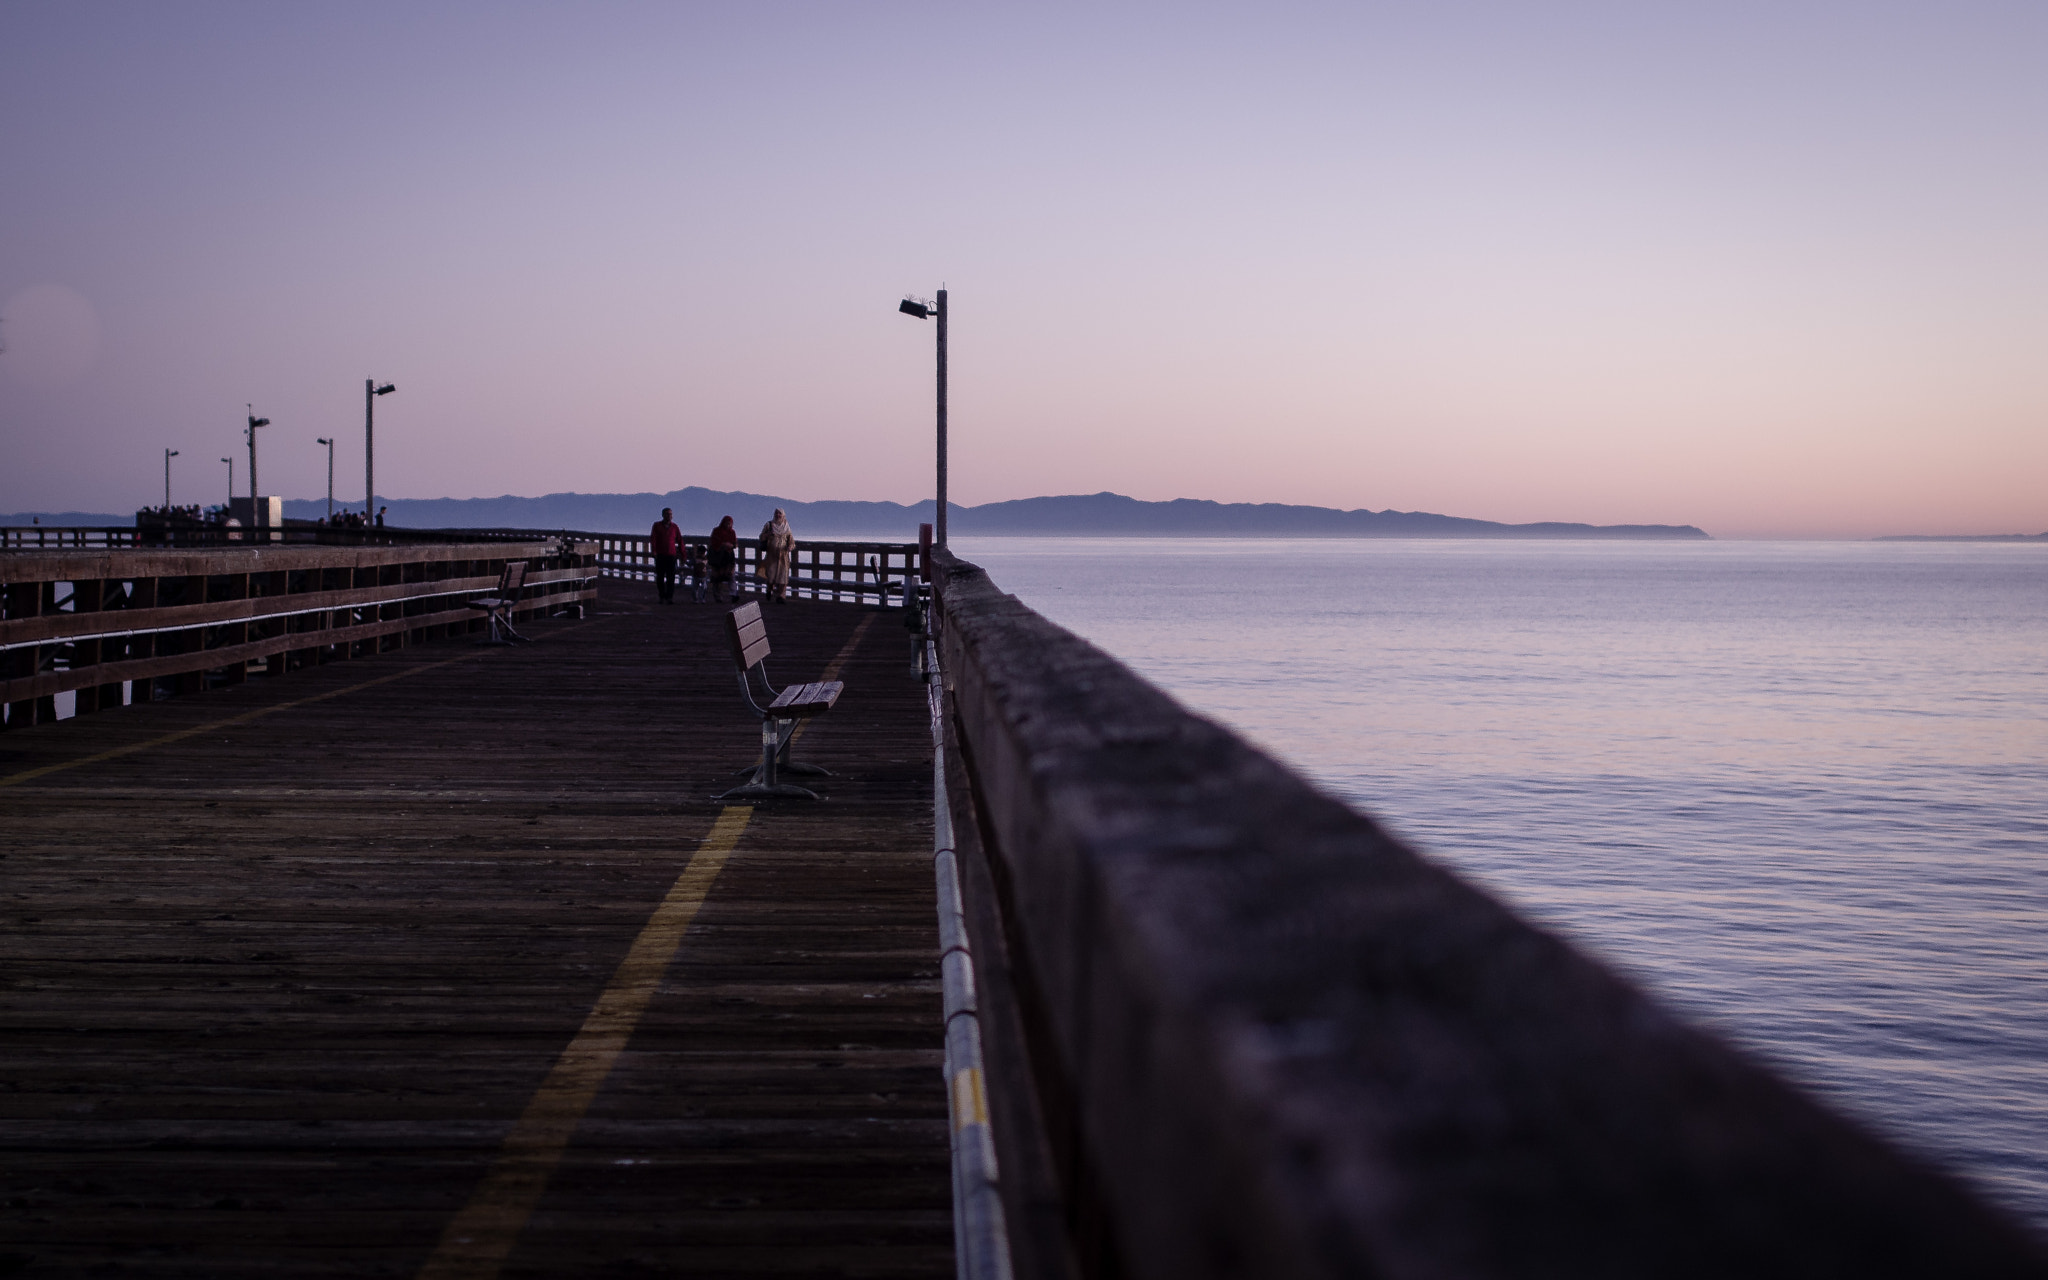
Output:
2,4,2044,539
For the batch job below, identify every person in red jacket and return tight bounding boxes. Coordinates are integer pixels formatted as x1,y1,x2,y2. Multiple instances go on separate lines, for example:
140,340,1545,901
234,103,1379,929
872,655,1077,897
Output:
651,507,684,604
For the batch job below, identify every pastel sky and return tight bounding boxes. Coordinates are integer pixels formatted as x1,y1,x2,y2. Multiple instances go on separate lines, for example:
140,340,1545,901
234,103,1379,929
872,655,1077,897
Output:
3,3,2044,538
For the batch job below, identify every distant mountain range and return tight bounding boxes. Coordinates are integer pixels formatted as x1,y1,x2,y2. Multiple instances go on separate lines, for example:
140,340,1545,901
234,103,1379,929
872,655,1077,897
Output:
4,490,1712,538
254,488,1707,539
15,496,2048,541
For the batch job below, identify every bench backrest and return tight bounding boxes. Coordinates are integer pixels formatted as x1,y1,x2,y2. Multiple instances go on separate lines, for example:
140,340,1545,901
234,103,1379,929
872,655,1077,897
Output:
726,601,770,672
497,560,528,597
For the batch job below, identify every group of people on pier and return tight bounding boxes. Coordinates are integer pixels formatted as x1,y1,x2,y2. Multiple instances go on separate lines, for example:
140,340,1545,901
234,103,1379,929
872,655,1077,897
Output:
316,507,386,529
650,507,796,606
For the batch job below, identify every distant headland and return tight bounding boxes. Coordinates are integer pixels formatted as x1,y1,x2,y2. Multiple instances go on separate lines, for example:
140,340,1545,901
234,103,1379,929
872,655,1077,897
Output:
1,489,1715,540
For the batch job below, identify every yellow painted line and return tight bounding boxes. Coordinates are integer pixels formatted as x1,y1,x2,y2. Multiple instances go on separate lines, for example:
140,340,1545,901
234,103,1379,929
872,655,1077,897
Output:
818,611,876,683
787,611,876,747
415,805,753,1280
950,1065,989,1131
0,614,615,790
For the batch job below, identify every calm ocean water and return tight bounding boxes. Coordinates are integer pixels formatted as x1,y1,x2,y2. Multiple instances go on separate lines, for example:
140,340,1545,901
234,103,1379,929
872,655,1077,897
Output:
953,536,2048,1229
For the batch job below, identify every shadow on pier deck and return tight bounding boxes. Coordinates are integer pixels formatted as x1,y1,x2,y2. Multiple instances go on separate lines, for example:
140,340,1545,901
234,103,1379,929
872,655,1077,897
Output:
0,580,948,1276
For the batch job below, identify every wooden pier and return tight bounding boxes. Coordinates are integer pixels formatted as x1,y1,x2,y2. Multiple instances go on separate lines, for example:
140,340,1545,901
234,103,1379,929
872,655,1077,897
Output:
0,578,950,1276
8,532,2042,1279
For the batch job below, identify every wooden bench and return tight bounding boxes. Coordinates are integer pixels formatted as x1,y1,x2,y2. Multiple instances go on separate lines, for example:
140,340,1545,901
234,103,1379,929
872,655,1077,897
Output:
466,560,529,644
718,601,842,800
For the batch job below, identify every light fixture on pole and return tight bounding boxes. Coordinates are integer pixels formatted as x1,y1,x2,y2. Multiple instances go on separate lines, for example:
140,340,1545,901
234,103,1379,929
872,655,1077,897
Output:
316,438,335,520
245,406,271,526
365,380,396,520
163,449,179,511
896,289,947,546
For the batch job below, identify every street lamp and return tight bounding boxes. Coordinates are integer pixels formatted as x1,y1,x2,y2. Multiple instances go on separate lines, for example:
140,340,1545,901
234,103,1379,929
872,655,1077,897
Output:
315,438,335,520
897,288,947,545
245,406,271,526
163,449,179,511
365,380,395,522
221,457,234,512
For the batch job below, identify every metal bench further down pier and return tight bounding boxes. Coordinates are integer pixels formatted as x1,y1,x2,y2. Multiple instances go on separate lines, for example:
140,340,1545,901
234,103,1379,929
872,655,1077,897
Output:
466,560,530,644
718,601,842,800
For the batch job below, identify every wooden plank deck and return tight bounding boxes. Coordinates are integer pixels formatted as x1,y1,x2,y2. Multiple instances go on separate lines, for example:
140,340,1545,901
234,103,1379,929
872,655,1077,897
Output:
0,580,949,1277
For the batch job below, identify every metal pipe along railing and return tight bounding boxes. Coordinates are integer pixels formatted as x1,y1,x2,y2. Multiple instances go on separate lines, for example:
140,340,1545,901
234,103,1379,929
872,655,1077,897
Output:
927,635,1014,1280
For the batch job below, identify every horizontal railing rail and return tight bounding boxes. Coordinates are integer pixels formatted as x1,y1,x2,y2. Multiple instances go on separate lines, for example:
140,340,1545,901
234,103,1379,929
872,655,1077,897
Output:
927,545,2044,1280
1,524,573,550
1,539,598,728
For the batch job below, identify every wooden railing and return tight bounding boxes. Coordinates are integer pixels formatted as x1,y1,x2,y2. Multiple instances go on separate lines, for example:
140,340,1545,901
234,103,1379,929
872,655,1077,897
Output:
926,546,2044,1279
1,538,597,730
5,526,927,609
584,532,922,606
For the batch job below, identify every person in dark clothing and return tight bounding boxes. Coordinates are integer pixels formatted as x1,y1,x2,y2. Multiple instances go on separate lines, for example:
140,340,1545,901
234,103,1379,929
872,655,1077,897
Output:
651,507,684,604
709,516,740,604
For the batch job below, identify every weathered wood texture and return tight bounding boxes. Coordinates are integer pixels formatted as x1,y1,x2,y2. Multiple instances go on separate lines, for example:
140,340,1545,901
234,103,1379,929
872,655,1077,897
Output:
0,580,949,1276
930,547,2047,1280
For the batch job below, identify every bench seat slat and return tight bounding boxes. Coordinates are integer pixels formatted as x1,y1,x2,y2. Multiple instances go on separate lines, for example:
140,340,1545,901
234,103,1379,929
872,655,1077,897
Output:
769,679,842,716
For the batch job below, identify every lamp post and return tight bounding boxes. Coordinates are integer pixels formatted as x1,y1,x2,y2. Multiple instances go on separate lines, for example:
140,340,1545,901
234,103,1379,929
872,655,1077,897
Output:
245,406,271,526
897,289,947,545
365,380,395,521
315,437,335,520
163,449,179,511
221,457,234,512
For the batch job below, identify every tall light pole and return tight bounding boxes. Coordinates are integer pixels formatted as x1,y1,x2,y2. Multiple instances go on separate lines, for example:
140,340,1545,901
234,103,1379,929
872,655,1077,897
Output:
365,380,395,520
245,406,271,525
897,288,947,545
163,448,179,510
316,438,335,520
221,457,234,512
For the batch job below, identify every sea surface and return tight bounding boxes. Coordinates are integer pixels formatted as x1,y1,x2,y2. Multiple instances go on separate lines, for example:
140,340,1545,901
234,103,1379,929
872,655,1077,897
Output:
951,536,2048,1230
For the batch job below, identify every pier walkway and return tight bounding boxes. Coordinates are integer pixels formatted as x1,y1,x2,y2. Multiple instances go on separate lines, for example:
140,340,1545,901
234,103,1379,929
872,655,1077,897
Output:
0,581,949,1276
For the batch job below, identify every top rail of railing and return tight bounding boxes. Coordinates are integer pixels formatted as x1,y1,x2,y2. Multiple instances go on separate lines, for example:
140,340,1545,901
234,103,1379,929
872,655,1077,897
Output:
0,524,561,550
5,525,925,555
3,524,925,610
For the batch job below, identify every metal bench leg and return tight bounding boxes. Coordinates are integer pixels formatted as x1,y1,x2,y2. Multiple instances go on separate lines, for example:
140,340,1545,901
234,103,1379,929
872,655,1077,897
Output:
777,730,831,777
475,605,531,646
727,718,832,779
716,717,821,801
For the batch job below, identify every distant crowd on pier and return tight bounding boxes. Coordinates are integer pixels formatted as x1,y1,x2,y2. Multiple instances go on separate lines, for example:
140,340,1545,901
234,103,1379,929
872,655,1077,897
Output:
315,507,386,529
134,504,209,523
132,504,387,528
